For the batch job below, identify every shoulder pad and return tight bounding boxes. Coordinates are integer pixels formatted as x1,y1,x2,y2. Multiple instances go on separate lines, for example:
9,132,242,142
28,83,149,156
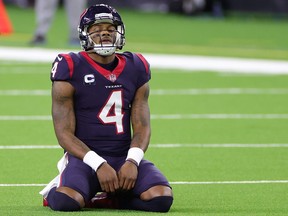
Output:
50,53,74,81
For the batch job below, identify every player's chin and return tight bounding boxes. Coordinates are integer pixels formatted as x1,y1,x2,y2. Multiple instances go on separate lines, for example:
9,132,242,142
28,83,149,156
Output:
102,41,113,45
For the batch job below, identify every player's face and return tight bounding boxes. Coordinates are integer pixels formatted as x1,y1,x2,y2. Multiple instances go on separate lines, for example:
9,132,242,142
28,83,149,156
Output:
88,23,117,45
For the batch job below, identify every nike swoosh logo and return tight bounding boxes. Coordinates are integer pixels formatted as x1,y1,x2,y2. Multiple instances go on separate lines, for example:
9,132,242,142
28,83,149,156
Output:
57,56,63,61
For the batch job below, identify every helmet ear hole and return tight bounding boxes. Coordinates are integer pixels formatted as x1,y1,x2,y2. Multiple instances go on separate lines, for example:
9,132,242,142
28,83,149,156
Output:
78,4,126,54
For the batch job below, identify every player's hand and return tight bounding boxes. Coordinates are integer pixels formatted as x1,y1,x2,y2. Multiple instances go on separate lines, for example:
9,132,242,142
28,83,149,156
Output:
96,162,119,193
118,160,138,191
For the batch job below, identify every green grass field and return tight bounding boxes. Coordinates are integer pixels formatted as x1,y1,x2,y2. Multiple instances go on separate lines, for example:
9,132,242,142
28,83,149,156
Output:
1,4,288,216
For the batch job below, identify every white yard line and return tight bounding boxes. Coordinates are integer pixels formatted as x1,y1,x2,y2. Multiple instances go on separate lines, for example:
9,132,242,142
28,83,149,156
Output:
1,114,288,121
151,114,288,119
0,184,47,187
151,143,288,148
2,88,288,96
1,46,288,74
151,88,288,95
0,115,52,120
169,180,288,185
0,145,60,149
0,90,50,96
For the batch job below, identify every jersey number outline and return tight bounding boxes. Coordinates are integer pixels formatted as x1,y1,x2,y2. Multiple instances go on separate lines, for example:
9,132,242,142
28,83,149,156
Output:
98,90,124,134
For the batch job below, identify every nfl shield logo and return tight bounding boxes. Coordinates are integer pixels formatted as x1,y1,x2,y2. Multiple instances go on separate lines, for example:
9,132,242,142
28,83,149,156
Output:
109,74,117,82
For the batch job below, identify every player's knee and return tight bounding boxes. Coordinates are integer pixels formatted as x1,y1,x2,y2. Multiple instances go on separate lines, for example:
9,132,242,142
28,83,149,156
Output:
147,196,173,212
47,188,81,211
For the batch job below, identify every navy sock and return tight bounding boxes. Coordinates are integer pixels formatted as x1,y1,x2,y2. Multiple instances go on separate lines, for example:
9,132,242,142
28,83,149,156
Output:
47,187,81,211
120,196,173,212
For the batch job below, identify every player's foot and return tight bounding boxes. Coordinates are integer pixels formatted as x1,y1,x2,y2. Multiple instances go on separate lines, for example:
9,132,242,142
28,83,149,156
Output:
43,198,49,207
86,192,119,209
29,35,46,46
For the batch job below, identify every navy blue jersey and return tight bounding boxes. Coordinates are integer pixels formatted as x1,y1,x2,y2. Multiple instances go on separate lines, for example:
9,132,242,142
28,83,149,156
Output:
50,51,151,156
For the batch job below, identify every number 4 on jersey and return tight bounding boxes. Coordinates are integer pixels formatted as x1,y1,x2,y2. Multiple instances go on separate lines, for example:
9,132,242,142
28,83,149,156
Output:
51,62,58,78
98,90,124,134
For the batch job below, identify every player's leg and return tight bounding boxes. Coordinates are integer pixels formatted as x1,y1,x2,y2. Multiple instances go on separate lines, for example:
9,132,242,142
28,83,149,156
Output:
63,0,86,45
46,154,101,211
86,157,173,212
119,186,173,212
46,187,83,211
30,0,58,44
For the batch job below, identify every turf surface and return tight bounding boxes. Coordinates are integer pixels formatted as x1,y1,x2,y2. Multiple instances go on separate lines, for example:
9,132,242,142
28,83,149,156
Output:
1,4,288,216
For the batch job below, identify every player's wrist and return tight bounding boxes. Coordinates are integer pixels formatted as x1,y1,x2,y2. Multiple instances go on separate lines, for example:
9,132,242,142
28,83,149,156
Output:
126,147,144,166
83,151,107,172
126,158,138,167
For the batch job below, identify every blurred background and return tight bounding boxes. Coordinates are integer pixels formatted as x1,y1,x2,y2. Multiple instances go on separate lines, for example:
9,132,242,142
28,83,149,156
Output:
3,0,288,17
1,0,288,60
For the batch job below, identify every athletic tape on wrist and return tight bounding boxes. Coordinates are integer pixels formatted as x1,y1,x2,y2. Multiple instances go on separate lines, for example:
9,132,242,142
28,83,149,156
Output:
126,147,144,166
83,151,106,171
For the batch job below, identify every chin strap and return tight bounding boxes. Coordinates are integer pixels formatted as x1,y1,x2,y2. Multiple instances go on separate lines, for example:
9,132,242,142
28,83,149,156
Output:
93,44,116,56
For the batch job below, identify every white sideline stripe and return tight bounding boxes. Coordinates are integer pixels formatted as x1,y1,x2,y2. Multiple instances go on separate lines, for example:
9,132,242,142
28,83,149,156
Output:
1,114,288,121
1,46,288,74
2,88,288,96
1,180,288,187
1,143,288,149
145,54,288,74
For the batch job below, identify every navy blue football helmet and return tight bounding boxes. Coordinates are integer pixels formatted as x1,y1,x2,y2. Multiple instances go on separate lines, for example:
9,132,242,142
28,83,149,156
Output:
78,4,125,56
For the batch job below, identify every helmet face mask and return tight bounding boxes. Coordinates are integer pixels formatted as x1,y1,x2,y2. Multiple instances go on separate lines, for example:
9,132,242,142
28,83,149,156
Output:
78,4,125,56
87,23,118,56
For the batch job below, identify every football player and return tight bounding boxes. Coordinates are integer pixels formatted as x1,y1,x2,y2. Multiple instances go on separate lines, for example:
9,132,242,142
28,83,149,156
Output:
40,4,173,212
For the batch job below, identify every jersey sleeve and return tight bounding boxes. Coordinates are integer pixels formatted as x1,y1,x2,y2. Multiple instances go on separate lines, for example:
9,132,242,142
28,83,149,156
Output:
50,53,74,82
134,53,151,88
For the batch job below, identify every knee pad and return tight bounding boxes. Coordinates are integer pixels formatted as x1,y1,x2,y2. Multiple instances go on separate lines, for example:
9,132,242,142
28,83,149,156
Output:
124,195,173,212
47,188,81,211
147,196,173,212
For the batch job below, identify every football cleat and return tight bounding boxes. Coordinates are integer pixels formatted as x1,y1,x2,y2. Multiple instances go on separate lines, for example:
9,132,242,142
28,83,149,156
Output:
43,198,49,207
86,192,119,209
29,35,46,46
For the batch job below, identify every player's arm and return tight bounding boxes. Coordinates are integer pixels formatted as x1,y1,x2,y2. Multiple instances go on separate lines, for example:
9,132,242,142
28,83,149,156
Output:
130,82,151,153
118,82,151,190
52,81,91,159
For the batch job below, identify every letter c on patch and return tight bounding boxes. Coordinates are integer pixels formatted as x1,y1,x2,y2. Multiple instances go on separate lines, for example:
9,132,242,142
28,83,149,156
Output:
84,74,95,84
